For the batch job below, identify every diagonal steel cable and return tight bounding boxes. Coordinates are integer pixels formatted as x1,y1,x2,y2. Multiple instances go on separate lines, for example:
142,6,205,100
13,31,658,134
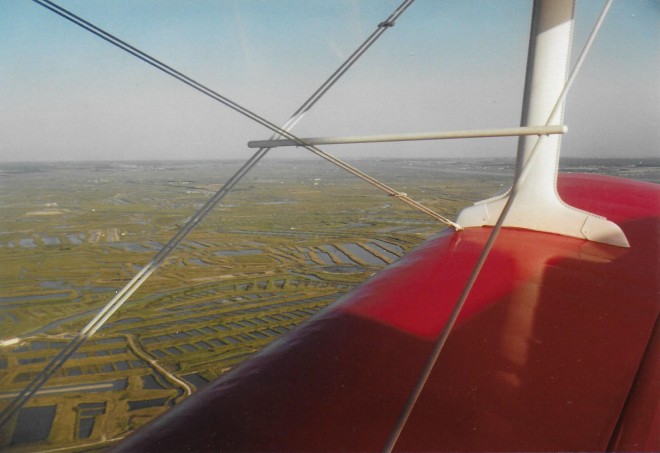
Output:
31,0,455,227
0,0,421,429
382,1,614,450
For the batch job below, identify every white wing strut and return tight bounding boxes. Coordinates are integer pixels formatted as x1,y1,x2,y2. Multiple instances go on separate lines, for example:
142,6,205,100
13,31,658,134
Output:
457,0,628,248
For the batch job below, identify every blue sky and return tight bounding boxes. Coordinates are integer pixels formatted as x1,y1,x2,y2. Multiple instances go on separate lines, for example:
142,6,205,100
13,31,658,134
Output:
0,0,658,161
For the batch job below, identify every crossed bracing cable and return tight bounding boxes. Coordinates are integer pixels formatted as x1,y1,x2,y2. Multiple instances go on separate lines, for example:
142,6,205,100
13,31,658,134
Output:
3,0,612,447
1,0,434,428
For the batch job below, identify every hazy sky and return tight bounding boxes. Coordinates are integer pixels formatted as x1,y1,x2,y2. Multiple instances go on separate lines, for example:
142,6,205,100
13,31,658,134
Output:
1,0,658,162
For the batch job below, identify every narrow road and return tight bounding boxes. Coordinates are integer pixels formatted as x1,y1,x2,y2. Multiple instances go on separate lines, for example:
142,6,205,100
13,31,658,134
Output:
123,334,193,399
0,382,117,399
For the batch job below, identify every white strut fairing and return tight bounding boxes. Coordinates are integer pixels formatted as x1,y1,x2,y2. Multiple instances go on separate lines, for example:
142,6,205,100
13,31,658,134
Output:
457,0,628,248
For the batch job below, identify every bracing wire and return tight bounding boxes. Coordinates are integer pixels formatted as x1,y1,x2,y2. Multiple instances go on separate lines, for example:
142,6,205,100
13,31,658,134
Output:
31,0,454,228
382,1,614,451
0,0,420,429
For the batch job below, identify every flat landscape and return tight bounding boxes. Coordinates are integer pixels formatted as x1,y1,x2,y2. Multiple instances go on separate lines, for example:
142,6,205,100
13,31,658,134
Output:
0,157,658,451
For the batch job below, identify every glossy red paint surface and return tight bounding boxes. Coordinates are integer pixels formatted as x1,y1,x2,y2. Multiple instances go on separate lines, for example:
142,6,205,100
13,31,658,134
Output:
114,174,659,452
609,315,660,451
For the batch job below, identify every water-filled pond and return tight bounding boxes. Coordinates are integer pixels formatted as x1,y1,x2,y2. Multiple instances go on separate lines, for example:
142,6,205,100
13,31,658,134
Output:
183,373,209,390
128,397,169,411
10,405,56,445
320,245,359,265
340,243,387,265
142,374,167,390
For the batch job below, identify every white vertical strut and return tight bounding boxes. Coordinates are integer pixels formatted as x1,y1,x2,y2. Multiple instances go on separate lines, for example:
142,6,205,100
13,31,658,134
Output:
457,0,628,247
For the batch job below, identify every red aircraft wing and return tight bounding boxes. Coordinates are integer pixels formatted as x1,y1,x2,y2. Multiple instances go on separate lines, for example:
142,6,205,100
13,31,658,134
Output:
113,173,660,452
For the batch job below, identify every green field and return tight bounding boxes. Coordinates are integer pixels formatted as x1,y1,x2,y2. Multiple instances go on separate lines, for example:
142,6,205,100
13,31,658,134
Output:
0,157,657,451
